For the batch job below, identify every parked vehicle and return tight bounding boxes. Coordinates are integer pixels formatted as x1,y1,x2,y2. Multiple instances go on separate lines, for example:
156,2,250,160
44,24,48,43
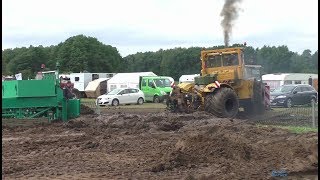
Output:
96,88,145,106
139,76,173,103
262,73,318,91
270,84,318,108
166,46,267,117
70,73,116,97
106,72,156,93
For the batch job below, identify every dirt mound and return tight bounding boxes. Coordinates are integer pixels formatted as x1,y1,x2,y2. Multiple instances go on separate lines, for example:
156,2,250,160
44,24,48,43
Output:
2,111,318,179
151,121,318,178
80,104,95,115
64,112,210,135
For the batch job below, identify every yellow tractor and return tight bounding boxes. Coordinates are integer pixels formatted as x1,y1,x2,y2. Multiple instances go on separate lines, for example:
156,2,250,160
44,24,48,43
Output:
166,46,266,118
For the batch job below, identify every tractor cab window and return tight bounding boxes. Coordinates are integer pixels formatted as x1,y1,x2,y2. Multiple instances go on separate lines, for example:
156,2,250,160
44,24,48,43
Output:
222,53,238,66
243,65,262,80
206,53,239,68
206,55,222,68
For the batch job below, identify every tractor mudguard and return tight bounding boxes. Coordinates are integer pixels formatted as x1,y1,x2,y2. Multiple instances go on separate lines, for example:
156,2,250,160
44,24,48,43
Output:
202,81,221,93
176,82,194,93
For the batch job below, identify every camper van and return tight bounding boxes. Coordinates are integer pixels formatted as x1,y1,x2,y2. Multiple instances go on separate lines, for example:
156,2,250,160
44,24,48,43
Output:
106,72,157,92
139,76,173,103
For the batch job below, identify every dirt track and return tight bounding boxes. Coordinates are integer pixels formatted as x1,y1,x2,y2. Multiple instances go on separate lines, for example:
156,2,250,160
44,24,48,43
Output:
2,109,318,179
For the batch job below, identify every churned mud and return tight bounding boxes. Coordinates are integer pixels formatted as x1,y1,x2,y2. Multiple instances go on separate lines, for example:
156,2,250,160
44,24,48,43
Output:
80,104,95,115
2,110,318,179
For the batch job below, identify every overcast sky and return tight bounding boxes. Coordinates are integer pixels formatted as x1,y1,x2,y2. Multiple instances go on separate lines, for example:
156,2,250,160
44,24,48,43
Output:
2,0,318,57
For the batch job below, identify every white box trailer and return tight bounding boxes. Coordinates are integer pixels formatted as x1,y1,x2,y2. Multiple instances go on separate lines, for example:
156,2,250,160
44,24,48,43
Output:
262,73,318,91
70,73,116,97
107,72,157,92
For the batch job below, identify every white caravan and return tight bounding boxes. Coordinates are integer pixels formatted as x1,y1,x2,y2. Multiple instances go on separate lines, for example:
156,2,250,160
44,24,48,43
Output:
262,73,318,91
70,73,116,97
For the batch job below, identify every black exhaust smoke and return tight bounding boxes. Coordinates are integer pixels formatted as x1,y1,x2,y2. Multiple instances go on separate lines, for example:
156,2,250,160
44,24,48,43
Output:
220,0,242,47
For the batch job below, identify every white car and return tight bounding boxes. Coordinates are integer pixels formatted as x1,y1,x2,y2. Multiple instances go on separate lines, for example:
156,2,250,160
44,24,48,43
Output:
96,88,145,106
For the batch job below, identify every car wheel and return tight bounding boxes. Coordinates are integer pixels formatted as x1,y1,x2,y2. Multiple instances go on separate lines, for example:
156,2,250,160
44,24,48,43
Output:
112,99,119,106
137,97,144,105
284,98,293,108
153,96,160,103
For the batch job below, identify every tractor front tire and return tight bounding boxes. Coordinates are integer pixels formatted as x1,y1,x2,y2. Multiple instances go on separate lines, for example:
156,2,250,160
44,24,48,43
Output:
205,88,239,118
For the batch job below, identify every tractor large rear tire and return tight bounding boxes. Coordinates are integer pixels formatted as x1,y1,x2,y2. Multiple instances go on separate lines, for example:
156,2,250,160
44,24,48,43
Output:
204,88,239,118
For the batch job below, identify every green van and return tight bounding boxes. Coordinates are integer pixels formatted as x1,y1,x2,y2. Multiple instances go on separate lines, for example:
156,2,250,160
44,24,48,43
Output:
139,76,173,103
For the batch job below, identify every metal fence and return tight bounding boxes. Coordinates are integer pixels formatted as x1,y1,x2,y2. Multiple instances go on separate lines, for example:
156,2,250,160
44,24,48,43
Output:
250,101,318,128
80,100,318,128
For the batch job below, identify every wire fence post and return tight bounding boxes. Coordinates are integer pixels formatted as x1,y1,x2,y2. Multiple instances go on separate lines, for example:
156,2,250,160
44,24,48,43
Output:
312,100,315,128
96,100,101,115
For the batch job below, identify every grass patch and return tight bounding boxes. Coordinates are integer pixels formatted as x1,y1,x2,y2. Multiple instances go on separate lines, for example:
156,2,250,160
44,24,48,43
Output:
258,124,318,134
80,98,96,103
269,106,318,116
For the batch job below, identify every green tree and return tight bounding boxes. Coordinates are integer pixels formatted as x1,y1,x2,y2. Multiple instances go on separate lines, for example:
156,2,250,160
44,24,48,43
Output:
56,35,122,73
6,46,49,79
257,45,294,74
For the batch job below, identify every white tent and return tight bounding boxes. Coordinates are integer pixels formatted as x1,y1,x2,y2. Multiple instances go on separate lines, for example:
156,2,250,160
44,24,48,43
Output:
85,78,109,98
107,72,157,92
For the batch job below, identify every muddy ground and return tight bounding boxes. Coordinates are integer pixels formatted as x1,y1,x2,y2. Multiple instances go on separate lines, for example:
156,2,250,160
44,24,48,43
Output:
2,109,318,179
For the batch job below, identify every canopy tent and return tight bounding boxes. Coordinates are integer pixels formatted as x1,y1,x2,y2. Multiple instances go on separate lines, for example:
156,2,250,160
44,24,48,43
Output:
85,78,109,98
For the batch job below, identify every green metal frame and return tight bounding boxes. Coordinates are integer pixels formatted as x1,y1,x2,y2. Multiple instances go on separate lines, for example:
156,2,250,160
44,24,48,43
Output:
2,63,80,122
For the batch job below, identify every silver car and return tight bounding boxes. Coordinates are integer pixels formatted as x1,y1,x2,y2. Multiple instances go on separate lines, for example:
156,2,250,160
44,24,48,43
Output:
96,88,145,106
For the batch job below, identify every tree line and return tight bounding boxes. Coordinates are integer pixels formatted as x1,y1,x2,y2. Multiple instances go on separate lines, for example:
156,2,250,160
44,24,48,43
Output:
2,35,318,80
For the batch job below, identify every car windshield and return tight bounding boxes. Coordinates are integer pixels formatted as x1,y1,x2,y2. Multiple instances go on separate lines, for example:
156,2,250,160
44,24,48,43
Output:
273,86,295,93
107,88,122,95
154,79,171,87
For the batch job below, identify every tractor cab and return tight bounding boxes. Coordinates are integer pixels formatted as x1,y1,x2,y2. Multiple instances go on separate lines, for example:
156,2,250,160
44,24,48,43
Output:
196,47,245,85
243,65,262,81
